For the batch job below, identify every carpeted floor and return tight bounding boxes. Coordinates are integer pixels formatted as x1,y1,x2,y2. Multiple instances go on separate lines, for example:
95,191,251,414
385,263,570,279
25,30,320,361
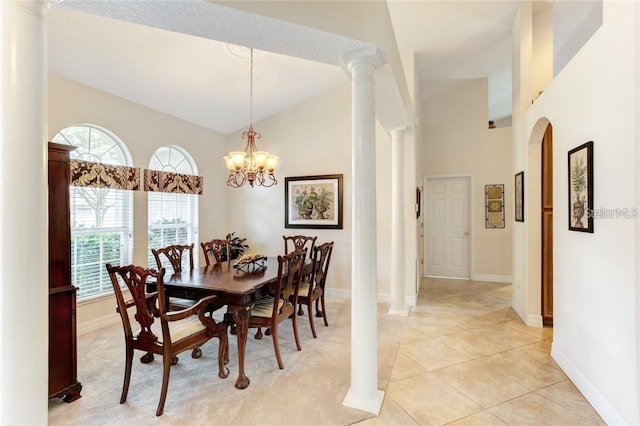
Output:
48,298,407,425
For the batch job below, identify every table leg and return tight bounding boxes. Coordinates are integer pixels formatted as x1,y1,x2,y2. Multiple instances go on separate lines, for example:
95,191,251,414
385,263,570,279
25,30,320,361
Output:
230,305,250,389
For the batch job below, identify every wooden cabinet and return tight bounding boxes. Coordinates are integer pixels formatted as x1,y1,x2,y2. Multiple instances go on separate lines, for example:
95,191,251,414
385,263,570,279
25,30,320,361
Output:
48,142,82,402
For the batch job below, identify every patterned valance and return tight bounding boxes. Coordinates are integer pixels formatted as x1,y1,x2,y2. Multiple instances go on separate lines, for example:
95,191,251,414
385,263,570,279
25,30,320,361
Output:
70,160,140,190
144,169,203,195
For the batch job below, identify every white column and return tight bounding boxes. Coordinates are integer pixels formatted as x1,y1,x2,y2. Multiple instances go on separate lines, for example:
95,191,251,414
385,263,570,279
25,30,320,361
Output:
341,48,384,415
0,1,49,424
388,128,409,316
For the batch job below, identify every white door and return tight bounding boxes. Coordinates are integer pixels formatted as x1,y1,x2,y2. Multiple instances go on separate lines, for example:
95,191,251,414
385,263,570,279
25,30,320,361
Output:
424,177,470,279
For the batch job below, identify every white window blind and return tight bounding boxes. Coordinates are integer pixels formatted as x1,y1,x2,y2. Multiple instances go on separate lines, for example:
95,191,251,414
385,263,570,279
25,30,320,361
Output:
53,124,134,300
147,146,199,271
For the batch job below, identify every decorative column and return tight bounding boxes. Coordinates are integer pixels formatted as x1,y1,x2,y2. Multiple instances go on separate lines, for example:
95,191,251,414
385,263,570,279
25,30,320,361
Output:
389,128,409,316
0,1,49,424
341,47,384,415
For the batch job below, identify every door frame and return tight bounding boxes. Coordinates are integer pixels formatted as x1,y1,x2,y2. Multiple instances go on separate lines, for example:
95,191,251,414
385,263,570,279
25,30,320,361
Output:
423,174,473,279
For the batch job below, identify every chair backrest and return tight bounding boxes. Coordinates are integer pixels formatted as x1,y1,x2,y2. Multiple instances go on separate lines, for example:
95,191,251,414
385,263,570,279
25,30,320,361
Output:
271,249,307,318
201,239,231,266
106,263,167,345
152,243,194,273
311,241,334,292
283,235,317,260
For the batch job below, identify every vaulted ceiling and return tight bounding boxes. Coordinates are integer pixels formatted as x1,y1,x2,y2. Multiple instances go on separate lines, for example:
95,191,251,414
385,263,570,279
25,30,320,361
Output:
48,1,593,135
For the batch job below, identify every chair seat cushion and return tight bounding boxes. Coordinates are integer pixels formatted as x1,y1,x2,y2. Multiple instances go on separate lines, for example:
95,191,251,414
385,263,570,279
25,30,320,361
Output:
169,297,197,309
251,296,284,318
148,314,207,343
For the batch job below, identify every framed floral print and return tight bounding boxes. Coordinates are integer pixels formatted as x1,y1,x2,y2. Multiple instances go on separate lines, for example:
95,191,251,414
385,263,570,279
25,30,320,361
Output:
285,174,343,229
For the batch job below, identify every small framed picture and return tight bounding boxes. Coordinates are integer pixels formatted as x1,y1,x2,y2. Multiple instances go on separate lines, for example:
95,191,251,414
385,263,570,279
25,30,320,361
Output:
515,171,524,222
568,141,594,232
485,184,505,228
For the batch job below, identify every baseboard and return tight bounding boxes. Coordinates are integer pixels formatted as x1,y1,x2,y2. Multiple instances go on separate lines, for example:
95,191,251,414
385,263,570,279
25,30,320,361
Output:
78,313,120,336
551,344,626,425
525,314,543,328
470,273,513,283
326,288,414,307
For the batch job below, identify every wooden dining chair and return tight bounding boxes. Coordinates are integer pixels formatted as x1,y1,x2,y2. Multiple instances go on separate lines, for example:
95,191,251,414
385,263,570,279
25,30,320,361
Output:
283,235,317,315
151,243,199,309
106,263,229,417
151,243,194,273
248,249,306,369
283,235,317,259
201,239,231,266
296,241,334,338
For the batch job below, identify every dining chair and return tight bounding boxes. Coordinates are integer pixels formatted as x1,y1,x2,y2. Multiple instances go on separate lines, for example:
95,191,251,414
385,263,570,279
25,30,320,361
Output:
283,235,317,259
151,243,194,273
296,241,334,338
283,235,317,315
201,238,231,266
106,263,229,417
248,249,306,369
151,243,224,357
151,243,198,309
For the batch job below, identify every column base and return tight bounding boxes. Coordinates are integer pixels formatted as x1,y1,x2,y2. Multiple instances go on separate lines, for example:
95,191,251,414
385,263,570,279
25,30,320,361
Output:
342,388,385,415
387,307,410,317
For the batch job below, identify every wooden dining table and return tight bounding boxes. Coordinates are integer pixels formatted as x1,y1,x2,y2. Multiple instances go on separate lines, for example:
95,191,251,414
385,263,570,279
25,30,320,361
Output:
162,256,309,389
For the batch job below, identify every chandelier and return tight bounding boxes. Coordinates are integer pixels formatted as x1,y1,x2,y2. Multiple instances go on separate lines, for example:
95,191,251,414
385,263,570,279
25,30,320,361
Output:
224,48,278,188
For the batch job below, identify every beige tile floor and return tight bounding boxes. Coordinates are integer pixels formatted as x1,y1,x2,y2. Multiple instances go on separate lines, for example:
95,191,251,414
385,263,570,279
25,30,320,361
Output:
361,277,605,425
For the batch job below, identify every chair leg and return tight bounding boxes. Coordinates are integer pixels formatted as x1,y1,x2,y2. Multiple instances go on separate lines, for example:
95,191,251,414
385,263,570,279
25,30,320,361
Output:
191,347,202,359
218,330,230,379
307,302,317,338
120,345,134,404
319,296,328,326
140,351,154,363
271,324,284,369
292,311,302,351
297,302,304,316
254,327,263,339
156,352,172,416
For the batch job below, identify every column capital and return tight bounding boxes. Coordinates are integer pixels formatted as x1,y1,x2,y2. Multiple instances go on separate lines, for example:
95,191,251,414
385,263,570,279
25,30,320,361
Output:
341,46,383,74
389,127,409,138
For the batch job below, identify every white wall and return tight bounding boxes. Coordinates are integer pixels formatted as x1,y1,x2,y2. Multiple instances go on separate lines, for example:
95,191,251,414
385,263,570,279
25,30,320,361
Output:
48,75,228,328
513,2,639,424
422,78,513,282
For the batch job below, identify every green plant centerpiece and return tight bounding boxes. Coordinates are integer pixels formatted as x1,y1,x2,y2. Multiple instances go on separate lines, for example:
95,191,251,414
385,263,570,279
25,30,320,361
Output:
223,232,249,261
570,156,587,227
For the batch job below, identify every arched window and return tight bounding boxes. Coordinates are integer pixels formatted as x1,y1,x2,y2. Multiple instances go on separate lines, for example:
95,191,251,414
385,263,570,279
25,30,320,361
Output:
53,124,134,300
147,146,199,270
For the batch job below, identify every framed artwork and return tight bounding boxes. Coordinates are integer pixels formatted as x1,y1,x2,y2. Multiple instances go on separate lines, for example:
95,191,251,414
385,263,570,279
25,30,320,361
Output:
285,174,343,229
515,171,524,222
485,184,505,228
568,141,594,233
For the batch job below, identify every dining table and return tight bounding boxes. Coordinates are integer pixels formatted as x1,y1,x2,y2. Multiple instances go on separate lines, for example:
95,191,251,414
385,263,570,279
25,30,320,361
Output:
162,256,310,389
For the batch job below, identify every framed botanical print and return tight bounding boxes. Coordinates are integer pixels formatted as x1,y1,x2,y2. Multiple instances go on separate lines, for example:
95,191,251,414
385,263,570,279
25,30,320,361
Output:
568,141,594,232
285,174,343,229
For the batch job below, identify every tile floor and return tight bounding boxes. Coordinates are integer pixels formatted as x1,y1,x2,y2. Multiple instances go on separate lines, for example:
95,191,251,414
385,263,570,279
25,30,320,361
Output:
361,277,605,425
